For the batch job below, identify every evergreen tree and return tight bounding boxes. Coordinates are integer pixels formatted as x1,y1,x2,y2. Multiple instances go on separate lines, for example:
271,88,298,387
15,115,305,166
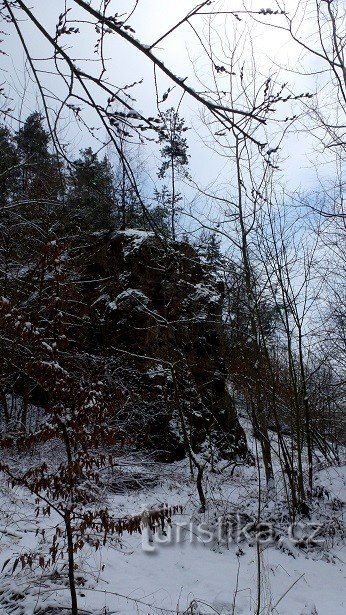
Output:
16,112,50,162
0,126,18,205
196,230,224,273
157,108,190,240
12,114,64,262
0,126,19,297
15,112,60,201
149,186,172,236
68,147,115,232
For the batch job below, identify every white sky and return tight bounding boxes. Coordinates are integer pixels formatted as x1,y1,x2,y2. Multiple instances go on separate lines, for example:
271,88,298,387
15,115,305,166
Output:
1,0,343,213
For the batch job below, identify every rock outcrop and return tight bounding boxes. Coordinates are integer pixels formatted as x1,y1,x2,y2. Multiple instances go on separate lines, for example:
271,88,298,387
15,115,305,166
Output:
81,229,248,461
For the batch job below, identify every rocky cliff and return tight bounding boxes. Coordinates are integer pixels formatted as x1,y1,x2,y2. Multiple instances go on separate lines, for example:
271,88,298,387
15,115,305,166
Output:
81,229,248,461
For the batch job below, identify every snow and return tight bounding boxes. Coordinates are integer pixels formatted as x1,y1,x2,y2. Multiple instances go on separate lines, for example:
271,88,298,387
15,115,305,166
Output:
114,229,154,256
41,341,53,353
109,289,150,311
119,230,152,239
0,420,345,614
189,283,220,305
0,453,345,614
146,364,171,380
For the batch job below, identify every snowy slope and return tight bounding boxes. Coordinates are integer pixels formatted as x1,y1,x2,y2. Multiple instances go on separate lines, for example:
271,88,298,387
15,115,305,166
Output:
0,450,345,614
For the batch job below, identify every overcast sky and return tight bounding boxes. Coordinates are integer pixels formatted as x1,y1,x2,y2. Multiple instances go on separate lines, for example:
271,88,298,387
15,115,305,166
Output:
1,0,341,224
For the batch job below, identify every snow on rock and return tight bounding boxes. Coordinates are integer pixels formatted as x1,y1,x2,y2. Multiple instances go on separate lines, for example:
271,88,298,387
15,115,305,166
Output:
190,282,220,304
109,288,150,311
146,363,171,380
114,229,154,255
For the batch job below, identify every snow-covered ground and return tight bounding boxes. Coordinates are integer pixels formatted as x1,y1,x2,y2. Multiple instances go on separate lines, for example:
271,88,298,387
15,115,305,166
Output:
0,433,345,614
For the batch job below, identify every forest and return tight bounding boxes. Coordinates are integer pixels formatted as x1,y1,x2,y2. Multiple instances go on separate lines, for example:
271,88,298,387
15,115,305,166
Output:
0,1,345,614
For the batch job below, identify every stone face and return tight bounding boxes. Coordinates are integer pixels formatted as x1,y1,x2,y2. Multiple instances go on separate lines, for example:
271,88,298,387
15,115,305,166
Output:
82,230,248,461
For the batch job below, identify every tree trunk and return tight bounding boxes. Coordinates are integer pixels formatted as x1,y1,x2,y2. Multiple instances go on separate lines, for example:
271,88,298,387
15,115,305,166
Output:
65,512,78,615
1,388,10,424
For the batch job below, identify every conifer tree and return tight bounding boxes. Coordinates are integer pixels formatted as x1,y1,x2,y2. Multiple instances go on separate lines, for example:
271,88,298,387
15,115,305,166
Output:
0,126,19,295
196,231,224,273
0,125,18,204
15,112,61,201
158,108,190,240
68,147,115,232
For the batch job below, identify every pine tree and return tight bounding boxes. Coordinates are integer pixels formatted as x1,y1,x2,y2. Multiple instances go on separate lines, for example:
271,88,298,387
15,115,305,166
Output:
68,147,115,232
0,126,20,295
197,230,224,273
0,125,19,204
15,112,60,201
157,108,190,240
149,186,172,236
2,114,64,293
